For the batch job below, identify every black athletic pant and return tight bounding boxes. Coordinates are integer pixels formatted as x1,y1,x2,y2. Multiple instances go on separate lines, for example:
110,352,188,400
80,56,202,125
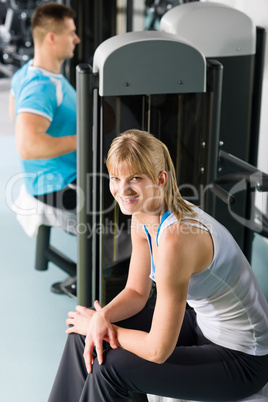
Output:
48,307,268,402
34,179,77,212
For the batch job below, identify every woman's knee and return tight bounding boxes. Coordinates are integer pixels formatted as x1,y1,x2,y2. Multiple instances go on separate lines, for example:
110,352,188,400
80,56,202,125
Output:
64,333,86,358
93,347,134,379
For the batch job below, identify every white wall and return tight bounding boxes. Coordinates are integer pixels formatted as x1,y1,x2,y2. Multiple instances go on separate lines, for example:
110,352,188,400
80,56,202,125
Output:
116,0,145,34
203,0,268,215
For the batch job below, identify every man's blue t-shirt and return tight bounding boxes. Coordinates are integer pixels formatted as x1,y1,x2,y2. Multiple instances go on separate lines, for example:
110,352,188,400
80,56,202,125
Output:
11,60,77,196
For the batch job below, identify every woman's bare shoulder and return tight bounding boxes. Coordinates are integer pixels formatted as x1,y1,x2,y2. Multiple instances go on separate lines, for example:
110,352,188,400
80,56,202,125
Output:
158,221,214,276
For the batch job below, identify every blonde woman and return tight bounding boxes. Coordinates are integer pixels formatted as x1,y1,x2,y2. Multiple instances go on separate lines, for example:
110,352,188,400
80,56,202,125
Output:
49,130,268,401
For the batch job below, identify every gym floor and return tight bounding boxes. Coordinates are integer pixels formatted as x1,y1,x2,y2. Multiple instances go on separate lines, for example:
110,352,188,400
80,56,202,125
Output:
0,77,268,402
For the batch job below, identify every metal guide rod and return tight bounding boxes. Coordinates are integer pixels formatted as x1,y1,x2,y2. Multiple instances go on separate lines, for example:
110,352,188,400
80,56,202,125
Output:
126,0,133,32
98,96,104,305
204,60,223,216
147,95,151,134
249,27,266,167
175,94,182,178
76,63,99,306
113,98,121,262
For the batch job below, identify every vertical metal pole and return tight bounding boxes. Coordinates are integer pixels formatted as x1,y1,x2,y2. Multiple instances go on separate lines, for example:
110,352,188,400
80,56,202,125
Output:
126,0,133,32
176,95,182,178
94,0,103,51
249,27,266,168
205,60,223,216
76,63,98,306
97,97,104,305
245,27,266,262
147,95,151,133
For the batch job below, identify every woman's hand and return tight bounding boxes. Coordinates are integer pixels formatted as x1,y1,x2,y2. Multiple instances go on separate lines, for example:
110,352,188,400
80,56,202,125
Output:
66,305,95,336
84,300,118,373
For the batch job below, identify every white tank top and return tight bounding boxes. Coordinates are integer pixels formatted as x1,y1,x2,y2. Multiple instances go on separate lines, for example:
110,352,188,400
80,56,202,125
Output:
143,207,268,356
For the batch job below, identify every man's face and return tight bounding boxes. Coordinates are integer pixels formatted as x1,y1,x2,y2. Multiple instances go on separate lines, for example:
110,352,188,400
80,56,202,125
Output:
54,17,80,61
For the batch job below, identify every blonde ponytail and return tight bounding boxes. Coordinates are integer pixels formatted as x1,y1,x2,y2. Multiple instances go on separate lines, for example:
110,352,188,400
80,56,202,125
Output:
162,143,197,221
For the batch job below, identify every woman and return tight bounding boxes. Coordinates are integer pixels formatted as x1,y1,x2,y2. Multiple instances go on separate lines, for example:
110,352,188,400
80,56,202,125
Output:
48,129,268,402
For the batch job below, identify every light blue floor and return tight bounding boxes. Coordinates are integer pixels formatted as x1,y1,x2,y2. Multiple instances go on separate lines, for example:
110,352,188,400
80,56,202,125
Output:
0,136,268,402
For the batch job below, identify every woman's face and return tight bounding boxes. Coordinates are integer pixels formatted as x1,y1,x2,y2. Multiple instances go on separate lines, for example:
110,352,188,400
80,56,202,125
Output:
109,163,162,216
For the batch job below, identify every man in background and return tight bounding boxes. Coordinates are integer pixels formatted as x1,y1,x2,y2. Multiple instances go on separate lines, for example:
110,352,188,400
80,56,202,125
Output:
9,2,80,294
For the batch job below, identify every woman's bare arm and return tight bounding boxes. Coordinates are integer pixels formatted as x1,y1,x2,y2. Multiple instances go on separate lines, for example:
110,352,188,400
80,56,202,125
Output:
113,225,213,363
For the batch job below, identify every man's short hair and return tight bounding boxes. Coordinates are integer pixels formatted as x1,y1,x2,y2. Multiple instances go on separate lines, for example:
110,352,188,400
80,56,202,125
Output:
31,2,76,43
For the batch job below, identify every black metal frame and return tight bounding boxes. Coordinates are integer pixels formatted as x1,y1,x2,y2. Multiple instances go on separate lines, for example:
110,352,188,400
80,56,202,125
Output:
210,150,268,242
35,225,76,276
76,63,99,306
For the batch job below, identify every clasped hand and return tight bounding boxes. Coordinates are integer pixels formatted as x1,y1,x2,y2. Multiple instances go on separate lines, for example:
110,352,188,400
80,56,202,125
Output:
66,300,118,373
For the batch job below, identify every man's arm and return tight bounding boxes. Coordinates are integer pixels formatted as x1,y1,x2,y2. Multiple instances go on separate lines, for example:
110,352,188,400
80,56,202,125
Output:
15,112,76,160
9,93,15,123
